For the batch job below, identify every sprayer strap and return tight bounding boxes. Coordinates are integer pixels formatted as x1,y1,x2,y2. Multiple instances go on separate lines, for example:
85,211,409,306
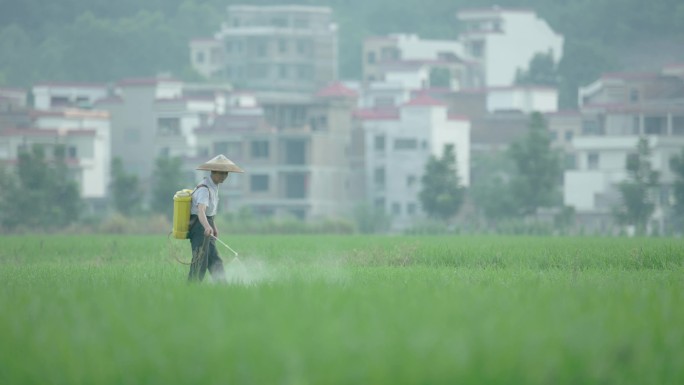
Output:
191,184,209,195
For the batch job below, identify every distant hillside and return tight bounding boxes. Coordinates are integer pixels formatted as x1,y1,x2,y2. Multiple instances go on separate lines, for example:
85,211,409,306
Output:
1,0,682,107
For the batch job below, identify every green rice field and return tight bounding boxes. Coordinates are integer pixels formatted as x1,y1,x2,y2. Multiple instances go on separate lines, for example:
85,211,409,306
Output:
1,235,682,384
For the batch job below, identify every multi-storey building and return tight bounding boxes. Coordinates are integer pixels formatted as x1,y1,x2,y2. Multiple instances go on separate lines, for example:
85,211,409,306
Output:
190,5,338,92
0,85,112,213
32,82,108,110
97,77,228,180
561,64,684,233
353,93,470,230
456,6,564,87
192,82,357,220
362,34,465,89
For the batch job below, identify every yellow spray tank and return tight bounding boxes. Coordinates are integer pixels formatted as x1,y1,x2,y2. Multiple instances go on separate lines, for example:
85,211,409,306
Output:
172,189,194,239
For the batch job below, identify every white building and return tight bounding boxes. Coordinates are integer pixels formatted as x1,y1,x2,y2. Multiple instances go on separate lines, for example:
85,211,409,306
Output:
32,83,109,110
486,86,558,113
0,108,112,212
562,66,684,233
96,77,228,179
190,5,338,92
354,94,470,229
363,34,465,89
457,7,564,87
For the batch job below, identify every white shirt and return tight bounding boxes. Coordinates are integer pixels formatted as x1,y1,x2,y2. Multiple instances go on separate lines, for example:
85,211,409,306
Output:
190,176,219,217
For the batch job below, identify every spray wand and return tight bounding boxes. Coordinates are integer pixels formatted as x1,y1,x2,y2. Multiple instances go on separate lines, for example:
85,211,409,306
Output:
212,235,239,258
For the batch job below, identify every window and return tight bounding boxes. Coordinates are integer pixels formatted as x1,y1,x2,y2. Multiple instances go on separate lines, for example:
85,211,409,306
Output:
367,52,376,64
394,138,418,150
470,40,484,58
565,154,577,170
310,115,327,131
157,117,181,136
633,116,641,134
374,135,385,151
196,52,205,64
67,146,77,158
587,152,599,170
251,140,269,158
673,116,684,135
392,202,401,215
285,140,306,165
257,42,268,57
630,89,639,102
644,116,665,135
279,64,288,78
272,18,287,27
406,175,416,187
293,18,309,28
582,119,602,135
297,40,308,55
374,167,385,188
279,39,287,53
564,130,573,141
374,198,385,210
214,142,242,158
250,175,269,192
407,203,416,215
285,174,306,198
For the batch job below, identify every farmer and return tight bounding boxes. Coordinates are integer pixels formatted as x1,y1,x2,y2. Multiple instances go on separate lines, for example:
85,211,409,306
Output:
188,154,244,282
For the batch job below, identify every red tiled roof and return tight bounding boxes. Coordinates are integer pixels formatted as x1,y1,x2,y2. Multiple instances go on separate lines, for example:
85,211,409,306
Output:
118,77,181,87
352,108,400,121
94,96,123,104
601,72,659,81
33,82,107,89
403,94,446,107
447,113,469,121
457,7,535,15
29,109,110,119
0,128,96,137
316,82,358,98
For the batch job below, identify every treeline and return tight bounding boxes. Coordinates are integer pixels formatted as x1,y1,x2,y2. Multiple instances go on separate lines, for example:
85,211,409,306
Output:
1,0,683,106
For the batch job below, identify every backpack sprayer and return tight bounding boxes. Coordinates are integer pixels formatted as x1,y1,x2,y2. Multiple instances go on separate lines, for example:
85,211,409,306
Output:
172,188,243,265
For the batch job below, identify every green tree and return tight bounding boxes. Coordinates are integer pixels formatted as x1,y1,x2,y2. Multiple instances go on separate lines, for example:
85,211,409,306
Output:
470,152,518,221
668,148,684,231
429,67,452,88
613,138,660,235
110,157,142,215
353,204,390,234
508,112,562,216
419,144,465,221
0,144,81,230
515,51,559,86
150,155,185,218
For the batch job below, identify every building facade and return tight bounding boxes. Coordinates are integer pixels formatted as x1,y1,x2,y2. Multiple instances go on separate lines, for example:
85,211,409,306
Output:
190,5,338,92
561,65,684,233
192,82,358,221
354,94,471,230
456,7,564,87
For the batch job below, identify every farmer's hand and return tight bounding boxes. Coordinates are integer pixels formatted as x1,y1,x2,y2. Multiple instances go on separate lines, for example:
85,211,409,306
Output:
213,227,219,238
204,226,214,237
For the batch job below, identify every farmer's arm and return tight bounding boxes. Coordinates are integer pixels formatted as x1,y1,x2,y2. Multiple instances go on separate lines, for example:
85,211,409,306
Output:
197,204,214,237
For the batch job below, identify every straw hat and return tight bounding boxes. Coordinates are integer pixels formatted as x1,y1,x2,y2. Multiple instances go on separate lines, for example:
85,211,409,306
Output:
196,154,244,173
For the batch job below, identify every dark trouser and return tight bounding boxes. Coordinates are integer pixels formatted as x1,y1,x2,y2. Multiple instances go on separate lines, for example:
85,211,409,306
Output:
187,215,225,282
